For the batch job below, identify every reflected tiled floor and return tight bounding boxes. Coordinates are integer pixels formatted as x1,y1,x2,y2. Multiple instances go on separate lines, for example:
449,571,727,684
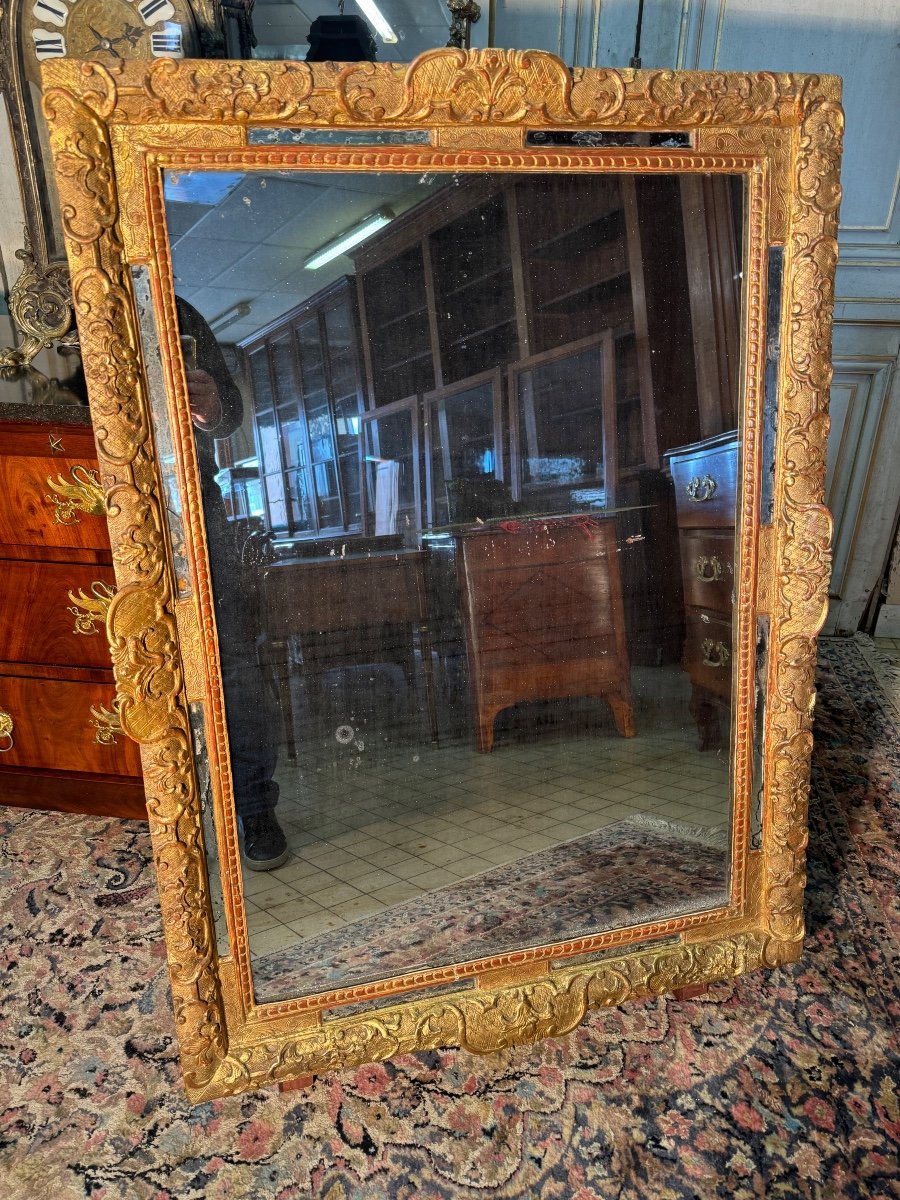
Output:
243,667,731,959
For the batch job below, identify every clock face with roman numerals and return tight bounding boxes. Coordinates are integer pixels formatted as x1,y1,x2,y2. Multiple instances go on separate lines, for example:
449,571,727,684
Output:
23,0,197,82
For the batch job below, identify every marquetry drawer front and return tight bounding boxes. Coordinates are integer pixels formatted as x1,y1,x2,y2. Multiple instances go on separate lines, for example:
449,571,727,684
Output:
670,440,739,529
0,675,141,776
679,530,735,615
0,455,108,551
0,561,117,669
683,611,733,702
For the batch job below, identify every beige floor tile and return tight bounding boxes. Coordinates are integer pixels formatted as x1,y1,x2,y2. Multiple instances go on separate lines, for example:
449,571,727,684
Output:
305,881,364,907
297,844,358,870
372,881,424,906
267,895,329,926
243,882,301,910
476,844,522,866
350,867,405,893
392,834,448,855
330,895,387,922
447,854,497,880
408,865,463,889
249,924,302,958
418,843,471,868
287,911,346,939
511,832,558,852
359,844,412,870
247,908,283,936
242,870,299,899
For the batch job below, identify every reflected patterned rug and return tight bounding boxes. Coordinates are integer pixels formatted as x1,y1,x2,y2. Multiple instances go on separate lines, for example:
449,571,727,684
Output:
0,636,897,1200
254,816,729,1001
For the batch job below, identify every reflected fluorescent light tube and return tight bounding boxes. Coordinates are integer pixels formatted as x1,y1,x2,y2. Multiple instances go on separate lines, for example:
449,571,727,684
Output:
210,299,252,335
304,208,393,270
355,0,398,43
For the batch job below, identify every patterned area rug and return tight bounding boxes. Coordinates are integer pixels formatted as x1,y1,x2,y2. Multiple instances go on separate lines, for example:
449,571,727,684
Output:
0,636,897,1200
254,816,729,1001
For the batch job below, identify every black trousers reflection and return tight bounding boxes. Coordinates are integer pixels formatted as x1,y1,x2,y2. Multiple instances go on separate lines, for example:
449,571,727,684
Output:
201,473,280,821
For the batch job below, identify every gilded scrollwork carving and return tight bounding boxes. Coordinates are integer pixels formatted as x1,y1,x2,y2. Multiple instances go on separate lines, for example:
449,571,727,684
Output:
42,64,229,1094
42,52,817,133
39,51,841,1101
763,76,843,948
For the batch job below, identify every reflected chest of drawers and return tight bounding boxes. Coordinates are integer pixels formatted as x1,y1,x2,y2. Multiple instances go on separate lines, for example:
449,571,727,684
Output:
0,420,144,817
664,430,739,751
454,515,636,753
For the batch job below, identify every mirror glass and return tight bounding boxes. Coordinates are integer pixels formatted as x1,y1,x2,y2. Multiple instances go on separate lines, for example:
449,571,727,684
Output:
163,166,744,1005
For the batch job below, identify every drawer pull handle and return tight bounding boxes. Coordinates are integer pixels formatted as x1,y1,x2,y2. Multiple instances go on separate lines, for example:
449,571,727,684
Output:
686,474,718,503
46,465,104,525
67,580,116,636
0,709,13,752
701,639,730,669
90,699,123,746
694,555,724,582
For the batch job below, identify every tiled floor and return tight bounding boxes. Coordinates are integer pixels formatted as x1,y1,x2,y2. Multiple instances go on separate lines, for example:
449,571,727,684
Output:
231,666,731,961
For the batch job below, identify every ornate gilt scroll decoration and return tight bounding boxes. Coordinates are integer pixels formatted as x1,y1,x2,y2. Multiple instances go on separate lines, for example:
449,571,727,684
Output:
46,464,105,524
89,697,123,745
38,52,841,1100
42,63,229,1095
198,931,770,1101
64,53,811,132
763,76,842,958
67,580,116,636
0,228,78,367
139,56,318,122
338,50,626,124
0,709,14,752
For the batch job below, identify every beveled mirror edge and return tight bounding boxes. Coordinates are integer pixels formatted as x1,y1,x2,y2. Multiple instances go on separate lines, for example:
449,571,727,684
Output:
40,51,843,1101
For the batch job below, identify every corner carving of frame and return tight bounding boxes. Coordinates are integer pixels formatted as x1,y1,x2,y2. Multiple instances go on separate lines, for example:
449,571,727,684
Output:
38,51,842,1098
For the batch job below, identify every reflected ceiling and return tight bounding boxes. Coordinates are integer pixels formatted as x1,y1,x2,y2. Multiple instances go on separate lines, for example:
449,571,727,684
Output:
252,0,452,63
166,171,447,344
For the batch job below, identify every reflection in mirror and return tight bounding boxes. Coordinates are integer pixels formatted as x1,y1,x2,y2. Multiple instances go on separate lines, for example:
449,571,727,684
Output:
163,166,744,1005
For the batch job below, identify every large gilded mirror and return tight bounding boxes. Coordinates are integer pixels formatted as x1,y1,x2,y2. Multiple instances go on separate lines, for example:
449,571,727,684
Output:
42,50,842,1101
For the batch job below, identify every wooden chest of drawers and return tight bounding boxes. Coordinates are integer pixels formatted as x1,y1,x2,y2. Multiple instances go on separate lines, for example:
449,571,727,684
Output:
0,419,145,818
664,430,739,750
455,515,636,752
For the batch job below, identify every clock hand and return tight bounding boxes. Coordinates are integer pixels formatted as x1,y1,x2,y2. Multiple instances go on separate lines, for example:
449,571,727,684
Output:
87,25,125,57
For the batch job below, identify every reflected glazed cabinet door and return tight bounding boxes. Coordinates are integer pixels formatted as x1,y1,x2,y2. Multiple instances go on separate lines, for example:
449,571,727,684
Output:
0,420,145,819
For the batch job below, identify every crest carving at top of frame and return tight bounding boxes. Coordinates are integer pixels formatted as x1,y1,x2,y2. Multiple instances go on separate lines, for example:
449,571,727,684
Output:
41,50,834,131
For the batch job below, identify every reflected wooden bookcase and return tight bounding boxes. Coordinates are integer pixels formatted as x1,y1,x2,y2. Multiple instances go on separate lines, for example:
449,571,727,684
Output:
508,331,617,512
423,368,504,529
360,395,423,537
240,277,365,539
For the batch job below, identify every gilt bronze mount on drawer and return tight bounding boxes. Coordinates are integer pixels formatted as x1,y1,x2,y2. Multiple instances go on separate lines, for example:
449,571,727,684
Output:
46,464,105,524
43,50,841,1101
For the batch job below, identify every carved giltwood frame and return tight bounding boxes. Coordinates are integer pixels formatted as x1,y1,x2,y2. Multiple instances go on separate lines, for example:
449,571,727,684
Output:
41,50,842,1101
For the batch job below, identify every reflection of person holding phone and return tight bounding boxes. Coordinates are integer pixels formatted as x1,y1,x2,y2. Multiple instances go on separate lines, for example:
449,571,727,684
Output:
176,297,289,871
